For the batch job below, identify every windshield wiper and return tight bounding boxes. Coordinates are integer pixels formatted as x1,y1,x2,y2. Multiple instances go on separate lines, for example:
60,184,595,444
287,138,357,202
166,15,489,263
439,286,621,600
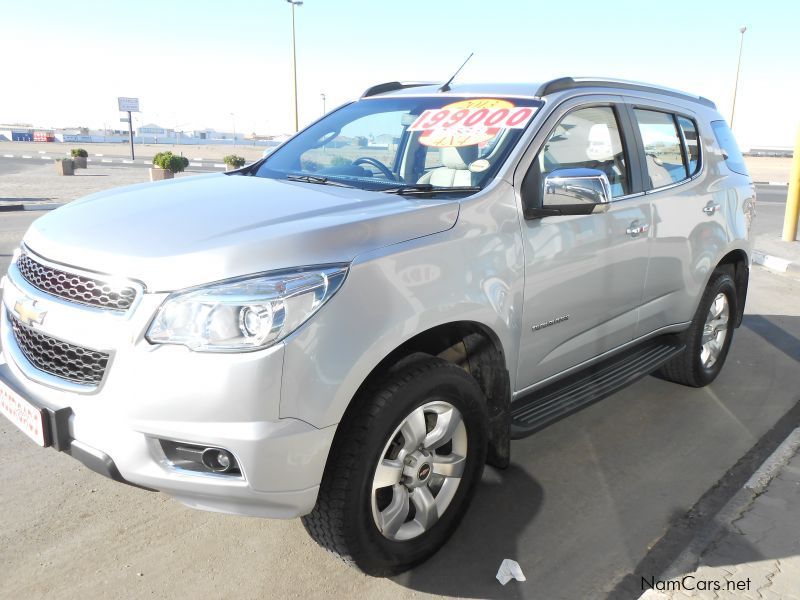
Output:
286,174,357,188
380,183,481,196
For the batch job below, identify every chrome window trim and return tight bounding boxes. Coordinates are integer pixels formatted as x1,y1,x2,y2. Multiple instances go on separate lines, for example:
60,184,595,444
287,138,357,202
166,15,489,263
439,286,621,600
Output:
643,169,705,196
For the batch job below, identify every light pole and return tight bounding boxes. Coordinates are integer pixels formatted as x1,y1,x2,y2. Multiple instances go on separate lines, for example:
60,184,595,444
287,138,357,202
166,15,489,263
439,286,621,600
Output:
230,112,236,148
730,26,747,128
287,0,302,132
321,93,326,115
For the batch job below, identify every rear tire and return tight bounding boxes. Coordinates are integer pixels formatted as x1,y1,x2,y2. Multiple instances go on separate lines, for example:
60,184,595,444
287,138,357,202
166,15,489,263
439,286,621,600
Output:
657,270,737,387
302,357,488,576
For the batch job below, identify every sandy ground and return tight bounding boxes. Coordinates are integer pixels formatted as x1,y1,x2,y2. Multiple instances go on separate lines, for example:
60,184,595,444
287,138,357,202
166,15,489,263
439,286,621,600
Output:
0,141,267,163
743,156,792,183
0,163,199,204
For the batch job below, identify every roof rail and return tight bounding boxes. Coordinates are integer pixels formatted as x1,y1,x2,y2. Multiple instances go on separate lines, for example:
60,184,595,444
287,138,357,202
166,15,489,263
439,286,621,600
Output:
361,81,435,98
535,77,716,109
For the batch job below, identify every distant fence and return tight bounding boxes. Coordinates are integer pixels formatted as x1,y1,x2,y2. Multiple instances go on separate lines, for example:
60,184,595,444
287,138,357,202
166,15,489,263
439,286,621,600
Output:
52,133,281,147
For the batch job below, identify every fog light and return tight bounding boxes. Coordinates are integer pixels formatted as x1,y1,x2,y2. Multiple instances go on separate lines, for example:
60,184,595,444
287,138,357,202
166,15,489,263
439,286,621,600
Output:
201,448,237,473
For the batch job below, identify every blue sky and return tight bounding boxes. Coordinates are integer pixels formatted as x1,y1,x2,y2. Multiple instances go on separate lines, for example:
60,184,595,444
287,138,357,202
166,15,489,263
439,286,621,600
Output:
1,0,798,148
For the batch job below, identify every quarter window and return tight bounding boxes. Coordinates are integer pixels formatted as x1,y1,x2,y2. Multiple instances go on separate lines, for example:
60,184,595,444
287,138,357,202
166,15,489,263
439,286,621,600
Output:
634,109,688,189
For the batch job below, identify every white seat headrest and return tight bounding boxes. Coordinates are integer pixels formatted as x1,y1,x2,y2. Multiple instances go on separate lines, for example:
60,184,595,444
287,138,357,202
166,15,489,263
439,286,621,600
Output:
440,145,479,170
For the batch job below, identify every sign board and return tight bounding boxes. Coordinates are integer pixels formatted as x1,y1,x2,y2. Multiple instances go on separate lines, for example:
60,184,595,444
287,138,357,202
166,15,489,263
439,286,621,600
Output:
117,97,140,112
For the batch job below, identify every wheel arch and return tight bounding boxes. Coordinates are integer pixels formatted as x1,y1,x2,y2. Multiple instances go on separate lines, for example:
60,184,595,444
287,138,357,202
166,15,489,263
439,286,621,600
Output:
332,320,511,470
714,248,749,327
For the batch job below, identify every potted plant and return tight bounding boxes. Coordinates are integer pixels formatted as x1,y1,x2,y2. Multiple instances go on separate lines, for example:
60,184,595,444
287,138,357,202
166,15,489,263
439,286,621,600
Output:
70,148,88,169
223,155,246,171
54,157,75,176
150,151,189,181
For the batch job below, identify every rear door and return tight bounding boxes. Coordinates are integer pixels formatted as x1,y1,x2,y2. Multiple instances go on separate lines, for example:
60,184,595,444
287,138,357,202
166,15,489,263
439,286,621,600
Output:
622,100,729,336
513,96,652,392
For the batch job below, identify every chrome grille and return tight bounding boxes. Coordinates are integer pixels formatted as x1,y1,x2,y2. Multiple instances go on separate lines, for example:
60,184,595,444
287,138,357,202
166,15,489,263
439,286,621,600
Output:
16,253,137,311
8,313,109,385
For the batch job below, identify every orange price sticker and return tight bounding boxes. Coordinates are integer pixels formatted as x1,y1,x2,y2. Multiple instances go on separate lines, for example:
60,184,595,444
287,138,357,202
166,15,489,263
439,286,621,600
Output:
407,99,537,148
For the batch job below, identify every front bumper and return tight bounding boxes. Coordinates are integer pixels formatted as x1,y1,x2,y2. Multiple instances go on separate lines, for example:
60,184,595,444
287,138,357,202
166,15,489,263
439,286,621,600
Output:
0,264,335,519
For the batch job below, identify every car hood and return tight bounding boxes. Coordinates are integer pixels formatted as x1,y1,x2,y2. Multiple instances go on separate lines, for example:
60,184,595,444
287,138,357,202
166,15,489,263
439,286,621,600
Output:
23,174,459,291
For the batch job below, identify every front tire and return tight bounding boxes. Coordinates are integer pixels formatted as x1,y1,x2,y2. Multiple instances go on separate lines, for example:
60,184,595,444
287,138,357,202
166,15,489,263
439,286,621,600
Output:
302,357,488,576
657,270,738,387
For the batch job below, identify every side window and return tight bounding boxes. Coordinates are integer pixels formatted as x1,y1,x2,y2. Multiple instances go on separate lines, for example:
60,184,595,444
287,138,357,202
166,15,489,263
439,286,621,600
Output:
711,120,748,175
677,116,700,176
634,109,688,189
536,106,630,197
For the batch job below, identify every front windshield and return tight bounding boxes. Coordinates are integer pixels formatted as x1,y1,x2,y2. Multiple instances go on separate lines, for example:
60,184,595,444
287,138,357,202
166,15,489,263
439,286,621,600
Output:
255,96,543,193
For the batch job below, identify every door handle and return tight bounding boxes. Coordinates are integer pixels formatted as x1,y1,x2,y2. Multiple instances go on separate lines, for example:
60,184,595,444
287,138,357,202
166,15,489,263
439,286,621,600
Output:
703,202,721,216
626,221,650,237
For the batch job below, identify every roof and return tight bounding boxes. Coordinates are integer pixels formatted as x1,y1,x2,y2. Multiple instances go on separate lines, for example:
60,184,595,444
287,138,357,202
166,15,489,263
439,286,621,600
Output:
362,77,716,108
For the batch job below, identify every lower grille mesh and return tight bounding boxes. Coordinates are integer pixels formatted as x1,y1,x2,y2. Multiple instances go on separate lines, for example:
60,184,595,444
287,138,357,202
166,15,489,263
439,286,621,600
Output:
8,313,109,385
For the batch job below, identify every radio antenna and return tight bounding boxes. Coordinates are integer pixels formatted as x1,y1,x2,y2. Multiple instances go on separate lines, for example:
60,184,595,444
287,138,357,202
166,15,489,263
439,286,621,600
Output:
438,52,474,92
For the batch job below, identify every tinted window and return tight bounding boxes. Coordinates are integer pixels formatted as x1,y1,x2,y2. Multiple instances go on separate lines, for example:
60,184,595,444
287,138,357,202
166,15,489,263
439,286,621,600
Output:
711,120,748,175
634,109,687,189
535,106,630,197
677,116,700,175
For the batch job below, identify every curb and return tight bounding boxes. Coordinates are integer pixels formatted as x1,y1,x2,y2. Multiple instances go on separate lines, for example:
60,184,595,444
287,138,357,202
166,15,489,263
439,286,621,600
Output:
639,427,800,599
752,249,800,275
0,202,64,213
753,181,789,186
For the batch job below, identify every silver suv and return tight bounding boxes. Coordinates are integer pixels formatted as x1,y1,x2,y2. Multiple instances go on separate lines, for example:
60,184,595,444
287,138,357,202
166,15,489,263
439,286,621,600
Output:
0,77,755,575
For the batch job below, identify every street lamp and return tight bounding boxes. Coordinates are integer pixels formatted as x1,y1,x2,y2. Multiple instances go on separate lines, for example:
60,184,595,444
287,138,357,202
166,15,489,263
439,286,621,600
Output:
287,0,302,132
321,93,326,115
230,112,236,148
730,26,747,128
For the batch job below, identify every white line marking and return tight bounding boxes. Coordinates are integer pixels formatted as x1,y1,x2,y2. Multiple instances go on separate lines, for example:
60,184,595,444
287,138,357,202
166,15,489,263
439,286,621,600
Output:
213,163,225,168
38,150,46,154
193,157,203,160
87,158,93,162
142,160,150,164
101,159,112,163
3,154,13,158
189,162,201,167
94,153,104,157
22,155,32,159
122,159,133,164
40,156,51,160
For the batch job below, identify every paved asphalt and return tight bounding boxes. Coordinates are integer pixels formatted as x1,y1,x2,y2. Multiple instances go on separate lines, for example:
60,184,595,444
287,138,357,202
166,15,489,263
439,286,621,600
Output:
0,187,798,600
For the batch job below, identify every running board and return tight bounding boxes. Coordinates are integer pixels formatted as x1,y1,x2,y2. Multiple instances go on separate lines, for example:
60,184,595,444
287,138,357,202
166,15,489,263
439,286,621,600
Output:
510,336,685,439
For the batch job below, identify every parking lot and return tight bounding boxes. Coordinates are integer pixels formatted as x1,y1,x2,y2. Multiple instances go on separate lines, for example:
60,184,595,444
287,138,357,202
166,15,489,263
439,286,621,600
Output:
1,175,799,600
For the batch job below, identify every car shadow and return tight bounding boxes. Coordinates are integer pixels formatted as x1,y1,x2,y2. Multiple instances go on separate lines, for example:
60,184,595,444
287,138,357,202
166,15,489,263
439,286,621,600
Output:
395,313,800,600
393,464,543,599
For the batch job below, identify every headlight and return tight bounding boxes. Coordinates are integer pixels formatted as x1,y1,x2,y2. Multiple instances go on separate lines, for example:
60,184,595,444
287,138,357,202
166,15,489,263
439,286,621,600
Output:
146,265,348,352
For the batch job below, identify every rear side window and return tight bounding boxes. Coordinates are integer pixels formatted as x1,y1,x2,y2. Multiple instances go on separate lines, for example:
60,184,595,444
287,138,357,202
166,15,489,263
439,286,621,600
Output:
711,120,748,175
677,116,700,176
633,109,688,189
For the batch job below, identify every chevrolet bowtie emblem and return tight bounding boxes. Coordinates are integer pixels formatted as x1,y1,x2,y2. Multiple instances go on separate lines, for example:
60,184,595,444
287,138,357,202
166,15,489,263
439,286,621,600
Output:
13,297,47,327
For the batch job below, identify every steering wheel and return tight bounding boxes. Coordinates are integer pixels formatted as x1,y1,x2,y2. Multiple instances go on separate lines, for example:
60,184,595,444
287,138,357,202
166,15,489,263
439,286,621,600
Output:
352,157,398,181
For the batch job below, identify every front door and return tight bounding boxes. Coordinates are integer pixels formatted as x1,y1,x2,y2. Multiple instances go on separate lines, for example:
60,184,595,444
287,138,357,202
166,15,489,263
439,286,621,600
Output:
515,101,651,392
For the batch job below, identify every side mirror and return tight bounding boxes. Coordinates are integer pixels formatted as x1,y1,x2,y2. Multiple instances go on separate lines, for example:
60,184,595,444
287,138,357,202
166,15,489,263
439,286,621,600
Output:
525,168,612,219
